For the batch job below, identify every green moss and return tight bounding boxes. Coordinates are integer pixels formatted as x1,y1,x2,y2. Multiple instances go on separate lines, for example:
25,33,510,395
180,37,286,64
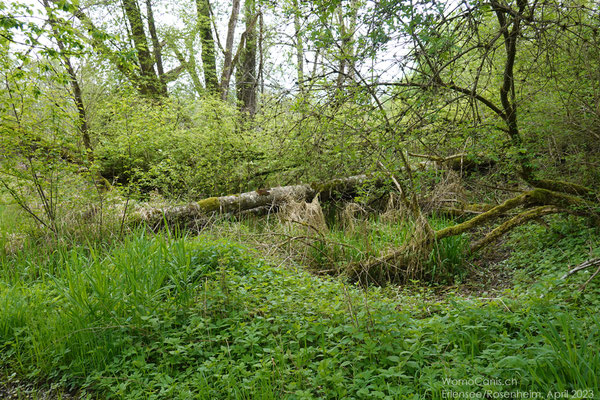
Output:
471,206,560,252
311,179,342,193
525,188,590,209
196,197,221,213
436,192,530,240
468,203,495,212
530,178,595,199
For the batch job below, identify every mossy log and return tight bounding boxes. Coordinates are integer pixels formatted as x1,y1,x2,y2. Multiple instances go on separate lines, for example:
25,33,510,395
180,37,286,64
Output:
358,187,599,284
525,177,597,201
470,205,561,252
435,188,596,241
136,174,377,228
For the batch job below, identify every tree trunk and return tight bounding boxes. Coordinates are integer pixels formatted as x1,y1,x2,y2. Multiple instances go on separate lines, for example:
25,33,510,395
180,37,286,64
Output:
61,0,185,97
220,0,242,100
292,0,305,93
336,4,347,90
347,0,358,81
334,0,357,89
145,0,168,95
121,0,163,97
43,0,92,153
491,0,532,180
236,0,257,115
196,0,219,94
172,42,204,97
136,174,375,227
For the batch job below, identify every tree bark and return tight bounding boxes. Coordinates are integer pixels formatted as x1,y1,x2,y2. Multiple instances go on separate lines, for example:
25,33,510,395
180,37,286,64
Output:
220,0,242,100
196,0,219,94
59,0,185,97
172,42,203,97
121,0,163,97
236,0,258,115
292,0,305,93
335,0,357,90
336,4,347,90
42,0,92,153
145,0,167,95
491,0,532,180
136,175,375,227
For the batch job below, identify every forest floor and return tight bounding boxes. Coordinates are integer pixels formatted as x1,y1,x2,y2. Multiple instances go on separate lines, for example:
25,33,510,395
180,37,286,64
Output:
1,201,599,399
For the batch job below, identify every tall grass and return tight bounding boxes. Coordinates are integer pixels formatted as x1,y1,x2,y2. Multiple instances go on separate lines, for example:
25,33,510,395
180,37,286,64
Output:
526,314,600,391
0,203,27,258
1,230,598,398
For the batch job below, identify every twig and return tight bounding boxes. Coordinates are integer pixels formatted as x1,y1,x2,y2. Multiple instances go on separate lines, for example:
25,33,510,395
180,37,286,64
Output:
581,264,600,291
478,183,525,194
377,160,404,197
561,258,600,280
290,219,324,238
480,297,512,312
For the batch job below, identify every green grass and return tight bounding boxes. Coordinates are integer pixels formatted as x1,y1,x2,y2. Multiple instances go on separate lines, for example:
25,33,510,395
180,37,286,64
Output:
0,203,28,262
216,213,471,284
0,226,599,399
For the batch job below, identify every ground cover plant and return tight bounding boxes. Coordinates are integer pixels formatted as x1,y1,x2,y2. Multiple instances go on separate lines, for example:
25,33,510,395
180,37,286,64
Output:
0,220,599,399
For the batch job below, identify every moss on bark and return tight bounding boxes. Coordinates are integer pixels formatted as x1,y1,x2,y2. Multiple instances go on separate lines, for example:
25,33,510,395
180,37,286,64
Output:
470,206,561,252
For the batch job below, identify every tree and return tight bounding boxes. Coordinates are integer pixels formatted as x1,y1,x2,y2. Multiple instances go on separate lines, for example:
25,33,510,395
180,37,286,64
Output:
57,0,186,98
349,0,600,282
291,0,305,93
236,0,258,115
196,0,219,94
42,0,91,152
0,2,91,236
121,0,165,96
220,0,242,99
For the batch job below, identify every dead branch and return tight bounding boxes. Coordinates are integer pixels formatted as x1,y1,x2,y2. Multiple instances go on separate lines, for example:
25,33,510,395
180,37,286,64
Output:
470,205,561,252
561,258,600,280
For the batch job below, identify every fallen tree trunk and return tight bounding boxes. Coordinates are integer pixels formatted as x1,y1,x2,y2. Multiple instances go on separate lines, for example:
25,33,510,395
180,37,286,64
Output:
352,187,599,284
409,153,496,172
136,174,378,228
469,205,561,252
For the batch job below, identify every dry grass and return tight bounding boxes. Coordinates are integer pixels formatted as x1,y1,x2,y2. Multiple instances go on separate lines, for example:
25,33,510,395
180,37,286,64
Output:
420,170,467,214
278,195,328,235
341,202,367,232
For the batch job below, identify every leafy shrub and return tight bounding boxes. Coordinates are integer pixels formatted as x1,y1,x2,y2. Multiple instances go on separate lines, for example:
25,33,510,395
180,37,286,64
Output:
94,93,266,199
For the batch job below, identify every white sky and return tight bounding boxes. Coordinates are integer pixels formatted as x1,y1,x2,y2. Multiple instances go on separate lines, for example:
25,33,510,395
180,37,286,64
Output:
5,0,411,94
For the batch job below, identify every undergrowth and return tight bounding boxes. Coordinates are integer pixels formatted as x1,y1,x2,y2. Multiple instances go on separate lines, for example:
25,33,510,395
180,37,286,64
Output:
506,215,600,307
205,212,470,285
0,225,599,399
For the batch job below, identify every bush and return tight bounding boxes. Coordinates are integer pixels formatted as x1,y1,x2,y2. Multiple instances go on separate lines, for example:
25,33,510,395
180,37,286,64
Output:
94,94,266,199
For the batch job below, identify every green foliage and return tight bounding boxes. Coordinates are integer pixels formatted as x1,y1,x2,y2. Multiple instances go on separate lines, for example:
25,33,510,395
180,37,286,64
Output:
253,92,392,185
94,93,266,199
1,232,599,398
1,0,600,397
506,215,600,306
427,236,470,284
294,214,469,284
0,47,91,236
